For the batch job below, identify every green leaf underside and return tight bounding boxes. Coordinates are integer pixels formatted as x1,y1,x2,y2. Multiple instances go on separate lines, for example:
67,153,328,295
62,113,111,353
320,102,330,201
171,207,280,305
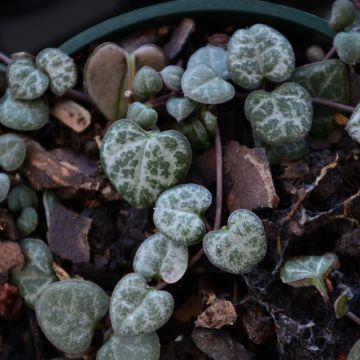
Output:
35,280,109,354
346,103,360,143
160,65,183,91
8,58,49,100
8,185,38,213
348,339,360,360
110,273,174,336
227,24,295,89
96,333,160,360
187,45,229,79
11,238,57,308
334,289,352,318
100,119,192,209
0,90,49,131
245,82,313,146
181,64,235,104
166,97,196,122
17,207,38,237
36,48,77,96
203,209,267,274
153,184,212,246
0,173,10,203
334,32,360,65
127,102,158,130
0,133,26,171
133,232,188,284
329,0,357,32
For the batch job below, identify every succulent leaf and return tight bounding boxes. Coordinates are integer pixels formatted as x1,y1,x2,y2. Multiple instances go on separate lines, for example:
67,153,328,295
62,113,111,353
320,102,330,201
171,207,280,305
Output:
8,185,38,213
134,44,167,71
227,24,295,89
203,209,267,274
36,48,77,96
334,31,360,65
110,273,174,336
0,133,26,171
334,288,352,318
329,0,357,32
160,65,183,91
153,184,212,246
16,206,38,237
11,238,57,308
134,66,163,99
0,173,10,203
127,102,158,130
166,96,196,122
133,232,188,284
100,119,192,208
348,339,360,360
245,82,313,146
35,280,109,353
346,102,360,143
7,58,49,100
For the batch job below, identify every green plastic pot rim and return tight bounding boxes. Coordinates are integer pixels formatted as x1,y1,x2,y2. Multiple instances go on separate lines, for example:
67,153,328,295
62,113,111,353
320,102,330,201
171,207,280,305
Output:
59,0,335,56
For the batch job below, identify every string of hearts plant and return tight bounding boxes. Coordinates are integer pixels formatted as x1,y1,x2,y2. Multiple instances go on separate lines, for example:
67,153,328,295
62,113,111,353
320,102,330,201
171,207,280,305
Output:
1,2,360,357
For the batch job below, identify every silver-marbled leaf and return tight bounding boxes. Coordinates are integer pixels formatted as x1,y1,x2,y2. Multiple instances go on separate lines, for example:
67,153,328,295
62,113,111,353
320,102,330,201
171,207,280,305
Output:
35,280,109,353
160,65,183,91
133,232,188,284
11,238,57,308
0,90,49,131
181,64,235,104
203,209,267,274
36,48,77,96
333,31,360,65
127,102,158,130
187,45,229,79
7,58,49,100
329,0,357,32
0,133,26,171
110,273,174,336
346,103,360,143
166,96,196,122
227,24,295,89
245,82,313,146
96,333,160,360
153,184,212,246
280,253,340,301
134,66,163,99
0,173,10,203
100,119,192,209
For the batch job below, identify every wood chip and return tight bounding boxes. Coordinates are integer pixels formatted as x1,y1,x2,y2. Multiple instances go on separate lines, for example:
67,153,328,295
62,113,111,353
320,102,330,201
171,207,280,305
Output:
47,204,92,263
51,99,91,133
0,241,24,281
224,141,279,211
0,208,19,241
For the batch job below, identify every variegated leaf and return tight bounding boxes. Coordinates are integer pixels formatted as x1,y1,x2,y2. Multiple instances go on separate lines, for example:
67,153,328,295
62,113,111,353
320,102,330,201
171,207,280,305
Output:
334,31,360,65
134,66,163,99
160,65,183,91
329,0,357,32
203,209,267,274
166,96,196,122
0,90,49,131
187,45,229,79
36,48,77,96
96,333,160,360
227,24,295,89
153,184,212,246
11,238,57,308
7,58,49,100
346,103,360,143
181,64,235,104
280,253,340,301
127,102,158,130
35,280,109,353
0,133,26,171
133,232,188,284
100,120,191,208
0,173,10,203
245,82,313,146
110,273,174,336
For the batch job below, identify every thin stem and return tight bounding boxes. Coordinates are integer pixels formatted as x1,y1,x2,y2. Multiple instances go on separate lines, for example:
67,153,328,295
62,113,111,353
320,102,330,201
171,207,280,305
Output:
312,98,356,113
323,47,336,61
64,89,93,105
346,311,360,326
148,91,176,107
0,52,11,65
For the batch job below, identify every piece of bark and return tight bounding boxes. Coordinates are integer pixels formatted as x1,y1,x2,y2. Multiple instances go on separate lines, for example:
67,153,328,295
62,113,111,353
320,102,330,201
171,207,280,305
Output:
51,99,91,133
195,299,237,329
47,204,91,263
191,147,217,186
164,18,195,59
224,142,279,211
207,33,229,49
0,208,19,241
191,328,253,360
279,161,309,181
0,241,24,281
0,283,23,320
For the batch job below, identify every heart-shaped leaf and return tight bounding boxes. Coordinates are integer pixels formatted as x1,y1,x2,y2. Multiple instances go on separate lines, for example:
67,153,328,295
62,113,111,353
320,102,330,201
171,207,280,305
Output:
35,48,77,96
334,288,352,318
227,24,295,89
245,82,313,146
134,66,163,99
280,253,340,302
100,119,192,208
0,133,26,171
0,90,49,131
97,333,160,360
11,238,57,308
187,45,229,79
7,57,49,100
110,273,174,336
35,279,109,353
181,64,235,104
203,209,267,274
127,102,158,130
160,65,183,91
166,96,196,122
8,185,38,213
329,0,357,32
133,232,188,284
334,31,360,65
134,44,167,71
153,184,212,246
16,207,38,237
348,339,360,360
0,173,10,203
346,103,360,143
